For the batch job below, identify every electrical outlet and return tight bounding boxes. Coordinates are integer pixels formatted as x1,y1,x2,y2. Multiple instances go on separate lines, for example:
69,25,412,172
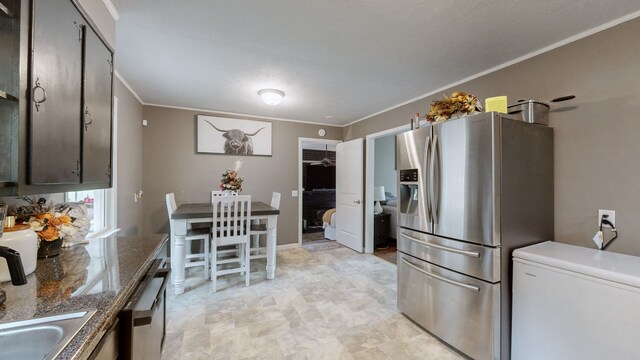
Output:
291,190,299,198
598,209,615,228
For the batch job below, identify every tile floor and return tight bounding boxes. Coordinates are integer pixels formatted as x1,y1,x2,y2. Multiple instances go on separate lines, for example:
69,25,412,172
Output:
162,246,464,360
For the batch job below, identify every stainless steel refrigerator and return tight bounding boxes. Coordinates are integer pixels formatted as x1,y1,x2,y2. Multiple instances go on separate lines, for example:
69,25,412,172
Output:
396,112,553,360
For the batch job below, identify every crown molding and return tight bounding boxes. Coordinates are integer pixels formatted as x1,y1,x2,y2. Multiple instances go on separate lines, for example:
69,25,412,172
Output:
102,0,120,20
144,103,344,127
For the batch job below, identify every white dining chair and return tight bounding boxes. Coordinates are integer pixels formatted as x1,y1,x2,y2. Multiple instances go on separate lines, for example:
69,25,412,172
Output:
211,195,252,291
249,192,280,260
166,193,210,279
212,190,237,199
211,190,242,259
211,190,223,202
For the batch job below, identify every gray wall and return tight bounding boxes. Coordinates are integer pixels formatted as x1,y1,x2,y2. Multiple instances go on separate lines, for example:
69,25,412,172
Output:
114,78,144,235
141,106,342,245
374,135,397,197
344,18,640,256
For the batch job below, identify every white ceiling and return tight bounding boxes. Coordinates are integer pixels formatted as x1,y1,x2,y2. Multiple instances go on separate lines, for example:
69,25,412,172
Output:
112,0,640,126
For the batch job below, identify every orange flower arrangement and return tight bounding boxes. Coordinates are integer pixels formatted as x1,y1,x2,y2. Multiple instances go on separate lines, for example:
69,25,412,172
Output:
29,211,76,242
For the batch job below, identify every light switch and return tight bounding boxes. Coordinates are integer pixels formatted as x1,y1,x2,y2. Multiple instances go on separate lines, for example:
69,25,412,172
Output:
292,190,298,198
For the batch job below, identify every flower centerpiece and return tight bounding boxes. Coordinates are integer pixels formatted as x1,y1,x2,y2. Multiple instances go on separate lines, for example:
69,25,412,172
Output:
426,91,482,123
13,197,89,258
219,169,244,194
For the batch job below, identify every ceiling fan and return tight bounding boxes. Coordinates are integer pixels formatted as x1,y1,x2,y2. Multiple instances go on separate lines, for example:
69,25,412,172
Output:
310,145,333,167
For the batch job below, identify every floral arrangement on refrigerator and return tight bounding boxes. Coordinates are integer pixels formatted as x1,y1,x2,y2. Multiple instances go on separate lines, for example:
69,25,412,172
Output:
426,91,482,123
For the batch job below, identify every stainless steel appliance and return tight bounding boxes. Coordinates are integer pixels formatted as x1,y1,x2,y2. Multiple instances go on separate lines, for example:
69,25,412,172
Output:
119,253,169,359
396,112,554,360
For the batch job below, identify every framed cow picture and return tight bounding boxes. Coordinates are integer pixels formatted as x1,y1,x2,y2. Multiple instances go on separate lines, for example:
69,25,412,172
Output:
196,115,272,156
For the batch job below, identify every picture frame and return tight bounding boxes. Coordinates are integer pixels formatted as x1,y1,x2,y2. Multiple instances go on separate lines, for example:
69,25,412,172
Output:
196,115,272,156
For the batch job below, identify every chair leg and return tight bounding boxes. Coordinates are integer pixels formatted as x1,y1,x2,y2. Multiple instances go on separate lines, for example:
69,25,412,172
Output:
204,236,210,280
240,243,246,276
245,242,250,287
211,241,217,292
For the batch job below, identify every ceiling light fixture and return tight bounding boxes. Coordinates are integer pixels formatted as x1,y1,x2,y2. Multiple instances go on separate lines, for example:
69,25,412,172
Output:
258,88,285,105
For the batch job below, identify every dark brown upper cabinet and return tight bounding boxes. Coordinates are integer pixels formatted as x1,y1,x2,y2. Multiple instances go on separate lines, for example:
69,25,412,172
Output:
29,0,84,184
82,26,113,184
28,0,113,188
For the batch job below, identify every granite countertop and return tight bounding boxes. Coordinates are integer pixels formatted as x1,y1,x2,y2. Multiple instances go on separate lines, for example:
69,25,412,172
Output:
0,233,168,359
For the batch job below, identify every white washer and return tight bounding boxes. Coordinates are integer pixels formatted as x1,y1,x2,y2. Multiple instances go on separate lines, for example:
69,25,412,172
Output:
512,241,640,360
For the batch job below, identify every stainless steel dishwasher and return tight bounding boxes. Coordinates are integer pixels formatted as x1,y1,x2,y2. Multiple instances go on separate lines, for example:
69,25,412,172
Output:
119,258,170,360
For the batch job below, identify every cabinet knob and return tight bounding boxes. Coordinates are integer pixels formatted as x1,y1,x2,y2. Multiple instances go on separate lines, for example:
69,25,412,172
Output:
32,77,47,112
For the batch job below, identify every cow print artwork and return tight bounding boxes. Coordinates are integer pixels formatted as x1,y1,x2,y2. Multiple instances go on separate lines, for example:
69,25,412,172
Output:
196,115,272,156
205,120,265,155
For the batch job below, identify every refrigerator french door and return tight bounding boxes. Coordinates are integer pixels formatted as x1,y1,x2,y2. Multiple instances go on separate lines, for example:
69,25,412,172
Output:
396,112,554,360
431,115,496,246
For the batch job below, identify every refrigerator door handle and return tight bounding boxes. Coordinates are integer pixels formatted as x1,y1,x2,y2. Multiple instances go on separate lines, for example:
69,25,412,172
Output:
424,136,432,223
401,257,480,292
430,134,440,223
400,232,481,258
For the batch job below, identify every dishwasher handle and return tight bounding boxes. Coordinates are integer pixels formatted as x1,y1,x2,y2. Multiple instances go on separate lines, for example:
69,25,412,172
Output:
132,267,170,327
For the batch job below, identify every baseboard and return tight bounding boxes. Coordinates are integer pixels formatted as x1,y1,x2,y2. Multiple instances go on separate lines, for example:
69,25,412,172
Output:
277,243,301,251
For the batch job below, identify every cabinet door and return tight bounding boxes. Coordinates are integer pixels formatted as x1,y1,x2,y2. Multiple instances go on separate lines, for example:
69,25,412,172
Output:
29,0,84,184
82,26,113,185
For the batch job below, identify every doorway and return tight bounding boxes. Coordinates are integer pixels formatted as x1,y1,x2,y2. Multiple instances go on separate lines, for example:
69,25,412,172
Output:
297,138,342,247
365,124,410,262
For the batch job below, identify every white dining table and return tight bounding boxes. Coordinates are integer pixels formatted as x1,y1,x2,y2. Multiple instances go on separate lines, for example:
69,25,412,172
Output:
170,201,280,295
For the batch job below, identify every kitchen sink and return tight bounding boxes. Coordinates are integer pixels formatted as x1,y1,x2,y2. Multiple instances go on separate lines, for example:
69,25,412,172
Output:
0,309,96,360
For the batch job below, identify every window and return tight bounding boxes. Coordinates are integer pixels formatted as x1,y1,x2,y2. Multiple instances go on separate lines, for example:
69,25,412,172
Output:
66,190,105,235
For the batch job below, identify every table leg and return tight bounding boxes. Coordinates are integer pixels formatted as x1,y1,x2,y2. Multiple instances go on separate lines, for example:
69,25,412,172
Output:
266,215,277,280
171,218,188,294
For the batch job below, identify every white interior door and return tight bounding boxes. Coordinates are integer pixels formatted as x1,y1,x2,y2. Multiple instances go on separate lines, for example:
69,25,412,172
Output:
336,138,364,252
